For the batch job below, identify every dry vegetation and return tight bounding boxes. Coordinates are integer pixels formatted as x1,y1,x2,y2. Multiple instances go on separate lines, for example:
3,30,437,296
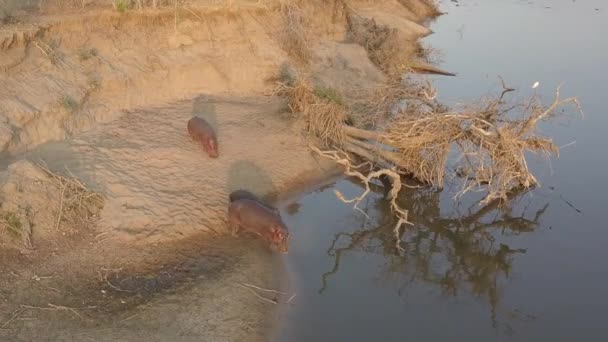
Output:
270,1,582,252
0,162,104,251
278,1,312,63
37,164,105,232
275,72,580,240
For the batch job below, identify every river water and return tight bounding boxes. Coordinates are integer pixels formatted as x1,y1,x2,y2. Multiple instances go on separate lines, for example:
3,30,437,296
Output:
274,0,608,341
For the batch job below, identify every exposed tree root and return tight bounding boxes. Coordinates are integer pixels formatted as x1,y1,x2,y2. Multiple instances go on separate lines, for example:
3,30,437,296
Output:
309,145,410,254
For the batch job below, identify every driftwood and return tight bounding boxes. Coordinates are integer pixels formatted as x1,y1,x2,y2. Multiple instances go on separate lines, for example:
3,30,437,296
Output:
410,63,456,76
274,72,581,249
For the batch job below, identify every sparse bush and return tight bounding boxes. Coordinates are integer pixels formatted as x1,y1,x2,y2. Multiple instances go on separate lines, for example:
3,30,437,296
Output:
277,63,296,86
1,211,23,238
114,0,131,13
78,47,98,61
61,95,79,113
38,164,105,230
88,76,101,90
314,85,344,106
274,76,347,145
279,2,312,63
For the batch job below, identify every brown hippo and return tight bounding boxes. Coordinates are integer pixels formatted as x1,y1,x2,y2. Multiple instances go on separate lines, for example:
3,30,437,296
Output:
228,189,280,216
187,116,218,158
228,198,290,253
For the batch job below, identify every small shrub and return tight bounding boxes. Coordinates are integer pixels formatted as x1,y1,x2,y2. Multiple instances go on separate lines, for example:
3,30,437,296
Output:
61,95,79,113
277,63,296,86
2,212,23,238
78,47,98,61
279,2,312,63
114,0,131,13
88,77,101,90
314,86,344,106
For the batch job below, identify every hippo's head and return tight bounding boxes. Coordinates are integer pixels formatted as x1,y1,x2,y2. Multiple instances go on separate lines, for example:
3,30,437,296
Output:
206,137,219,158
270,224,290,254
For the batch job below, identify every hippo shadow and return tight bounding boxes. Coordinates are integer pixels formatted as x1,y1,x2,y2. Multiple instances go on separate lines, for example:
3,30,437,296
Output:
191,94,219,134
227,160,278,207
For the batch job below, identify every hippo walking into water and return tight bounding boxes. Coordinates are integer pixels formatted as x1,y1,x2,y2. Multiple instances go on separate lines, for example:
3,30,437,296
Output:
228,198,290,253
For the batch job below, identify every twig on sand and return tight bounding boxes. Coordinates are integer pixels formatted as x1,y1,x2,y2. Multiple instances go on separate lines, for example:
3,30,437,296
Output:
236,284,278,305
18,303,96,321
32,40,66,67
235,283,296,305
0,308,25,329
237,282,287,295
55,183,67,231
98,269,136,293
120,314,138,323
74,328,114,336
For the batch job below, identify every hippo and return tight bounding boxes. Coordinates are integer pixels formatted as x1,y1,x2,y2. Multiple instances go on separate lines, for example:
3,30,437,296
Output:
187,116,218,158
228,189,280,216
228,198,290,253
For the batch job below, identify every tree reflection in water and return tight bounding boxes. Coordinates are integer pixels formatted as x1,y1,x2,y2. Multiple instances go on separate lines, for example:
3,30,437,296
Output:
319,180,546,332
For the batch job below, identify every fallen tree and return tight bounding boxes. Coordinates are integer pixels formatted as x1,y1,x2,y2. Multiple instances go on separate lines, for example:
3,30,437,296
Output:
273,72,582,252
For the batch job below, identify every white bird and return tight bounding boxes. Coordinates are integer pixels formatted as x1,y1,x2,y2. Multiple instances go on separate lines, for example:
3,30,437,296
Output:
532,81,540,89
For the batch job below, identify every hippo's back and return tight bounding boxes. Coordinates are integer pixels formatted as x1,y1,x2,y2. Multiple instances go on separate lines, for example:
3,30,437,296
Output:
188,117,216,139
229,190,261,203
229,190,279,214
230,199,281,227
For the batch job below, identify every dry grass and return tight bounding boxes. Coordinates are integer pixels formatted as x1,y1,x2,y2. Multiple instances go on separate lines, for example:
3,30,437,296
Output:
273,74,347,145
380,84,581,204
33,39,65,66
349,74,445,129
440,85,582,203
0,211,30,248
0,163,103,249
278,1,312,63
38,164,105,231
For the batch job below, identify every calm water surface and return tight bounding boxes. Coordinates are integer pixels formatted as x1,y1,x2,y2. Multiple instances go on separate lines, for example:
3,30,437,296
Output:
275,0,608,341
